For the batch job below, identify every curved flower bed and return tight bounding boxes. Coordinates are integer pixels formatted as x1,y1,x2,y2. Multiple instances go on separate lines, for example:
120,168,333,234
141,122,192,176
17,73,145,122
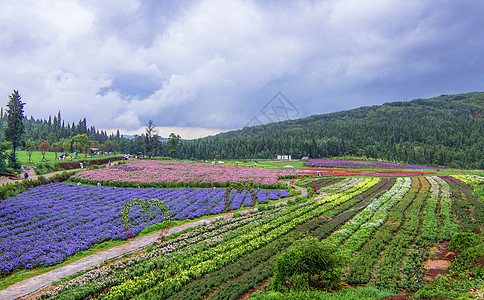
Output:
72,160,292,188
297,168,434,177
0,183,289,274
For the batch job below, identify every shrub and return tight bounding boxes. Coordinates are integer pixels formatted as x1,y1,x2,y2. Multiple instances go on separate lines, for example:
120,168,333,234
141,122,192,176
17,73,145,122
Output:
412,274,476,300
448,232,482,253
272,237,343,292
451,243,484,278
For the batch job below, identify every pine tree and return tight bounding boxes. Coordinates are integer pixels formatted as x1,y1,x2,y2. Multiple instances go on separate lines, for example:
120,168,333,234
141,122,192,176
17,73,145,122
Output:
5,90,25,168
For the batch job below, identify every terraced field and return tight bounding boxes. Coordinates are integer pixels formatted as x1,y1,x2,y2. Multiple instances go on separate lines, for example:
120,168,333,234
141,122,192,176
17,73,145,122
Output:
0,160,483,299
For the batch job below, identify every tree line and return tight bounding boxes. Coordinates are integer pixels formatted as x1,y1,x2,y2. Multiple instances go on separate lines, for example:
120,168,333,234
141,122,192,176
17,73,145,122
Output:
1,90,482,171
0,91,183,174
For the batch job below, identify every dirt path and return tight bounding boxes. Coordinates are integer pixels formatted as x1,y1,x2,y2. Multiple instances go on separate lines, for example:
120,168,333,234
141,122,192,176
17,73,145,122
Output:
0,185,307,300
0,167,75,186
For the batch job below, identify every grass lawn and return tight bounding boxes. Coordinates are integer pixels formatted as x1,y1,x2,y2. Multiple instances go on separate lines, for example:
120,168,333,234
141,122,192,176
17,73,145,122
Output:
194,159,306,169
15,151,121,166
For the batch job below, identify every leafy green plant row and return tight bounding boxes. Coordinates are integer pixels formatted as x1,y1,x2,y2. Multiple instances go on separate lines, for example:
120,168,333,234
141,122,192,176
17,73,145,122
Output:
415,176,441,246
434,176,459,240
347,177,422,285
374,177,430,291
69,177,287,190
447,175,484,233
325,178,410,247
311,179,396,240
446,178,479,232
317,178,379,206
304,177,344,192
316,178,366,196
452,175,484,201
337,178,412,260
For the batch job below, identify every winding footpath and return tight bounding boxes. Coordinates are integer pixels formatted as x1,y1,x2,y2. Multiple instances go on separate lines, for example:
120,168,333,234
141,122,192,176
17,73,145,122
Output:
0,186,307,300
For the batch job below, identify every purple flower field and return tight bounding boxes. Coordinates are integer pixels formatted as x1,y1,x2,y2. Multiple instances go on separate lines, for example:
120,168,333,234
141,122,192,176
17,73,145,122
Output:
0,183,289,274
304,158,436,169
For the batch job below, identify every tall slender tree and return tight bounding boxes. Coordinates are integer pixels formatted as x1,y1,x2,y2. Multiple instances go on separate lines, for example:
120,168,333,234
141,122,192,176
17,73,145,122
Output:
5,90,25,168
144,120,157,159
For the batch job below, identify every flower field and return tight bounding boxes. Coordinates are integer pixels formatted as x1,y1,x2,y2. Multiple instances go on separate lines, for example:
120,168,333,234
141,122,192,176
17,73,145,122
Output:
72,160,293,188
0,183,289,274
304,158,437,169
1,158,483,300
28,173,484,300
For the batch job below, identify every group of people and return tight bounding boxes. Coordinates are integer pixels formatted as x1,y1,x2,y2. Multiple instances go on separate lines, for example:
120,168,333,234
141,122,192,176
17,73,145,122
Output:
58,154,72,161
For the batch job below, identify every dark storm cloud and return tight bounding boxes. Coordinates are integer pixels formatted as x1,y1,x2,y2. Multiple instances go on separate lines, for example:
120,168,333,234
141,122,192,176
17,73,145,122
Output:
0,0,483,138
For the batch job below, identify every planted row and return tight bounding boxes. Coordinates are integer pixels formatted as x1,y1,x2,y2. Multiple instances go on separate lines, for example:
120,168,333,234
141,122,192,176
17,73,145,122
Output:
337,178,412,259
131,180,382,300
326,178,410,247
434,177,459,240
38,179,376,299
375,177,429,290
415,176,440,246
445,176,483,233
38,209,286,299
348,177,421,285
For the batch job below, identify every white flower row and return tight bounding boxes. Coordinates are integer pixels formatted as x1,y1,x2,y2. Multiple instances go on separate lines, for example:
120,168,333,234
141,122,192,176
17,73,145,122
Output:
339,177,412,256
327,177,411,245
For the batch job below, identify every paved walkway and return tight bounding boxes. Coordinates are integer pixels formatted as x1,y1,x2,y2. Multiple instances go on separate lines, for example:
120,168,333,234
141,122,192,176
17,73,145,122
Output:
0,185,307,300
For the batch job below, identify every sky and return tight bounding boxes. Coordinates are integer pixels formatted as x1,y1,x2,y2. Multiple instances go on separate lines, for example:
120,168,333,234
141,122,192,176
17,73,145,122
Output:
1,0,483,139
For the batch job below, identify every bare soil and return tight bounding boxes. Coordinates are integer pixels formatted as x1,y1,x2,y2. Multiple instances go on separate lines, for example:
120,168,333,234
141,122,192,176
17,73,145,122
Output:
422,242,452,282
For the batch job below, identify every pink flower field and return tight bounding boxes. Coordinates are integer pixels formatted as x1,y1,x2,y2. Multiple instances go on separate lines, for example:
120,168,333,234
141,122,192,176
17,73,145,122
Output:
73,160,292,187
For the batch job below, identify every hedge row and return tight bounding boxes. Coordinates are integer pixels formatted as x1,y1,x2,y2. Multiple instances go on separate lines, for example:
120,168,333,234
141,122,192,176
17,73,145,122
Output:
68,177,287,190
43,156,124,172
0,171,74,201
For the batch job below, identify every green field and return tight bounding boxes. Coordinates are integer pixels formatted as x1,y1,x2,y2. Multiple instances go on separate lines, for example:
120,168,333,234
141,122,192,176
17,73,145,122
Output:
0,158,483,300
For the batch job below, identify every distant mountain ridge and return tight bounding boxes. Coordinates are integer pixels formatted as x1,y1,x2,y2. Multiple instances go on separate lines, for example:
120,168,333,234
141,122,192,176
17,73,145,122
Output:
178,92,483,169
122,135,169,142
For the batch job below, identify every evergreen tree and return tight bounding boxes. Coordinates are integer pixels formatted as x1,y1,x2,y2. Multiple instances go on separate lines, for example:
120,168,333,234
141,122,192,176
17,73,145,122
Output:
4,90,25,168
144,120,158,159
167,133,181,158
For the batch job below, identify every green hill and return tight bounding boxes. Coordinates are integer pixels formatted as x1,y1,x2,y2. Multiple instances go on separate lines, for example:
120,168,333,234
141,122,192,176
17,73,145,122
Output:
179,92,484,169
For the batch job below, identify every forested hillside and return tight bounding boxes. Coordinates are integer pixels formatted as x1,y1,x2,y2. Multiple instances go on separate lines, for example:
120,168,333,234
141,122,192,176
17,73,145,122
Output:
178,92,484,169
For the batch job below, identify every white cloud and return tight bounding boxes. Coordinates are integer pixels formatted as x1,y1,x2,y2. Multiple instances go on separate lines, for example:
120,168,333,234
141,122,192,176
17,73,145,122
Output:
107,125,228,140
